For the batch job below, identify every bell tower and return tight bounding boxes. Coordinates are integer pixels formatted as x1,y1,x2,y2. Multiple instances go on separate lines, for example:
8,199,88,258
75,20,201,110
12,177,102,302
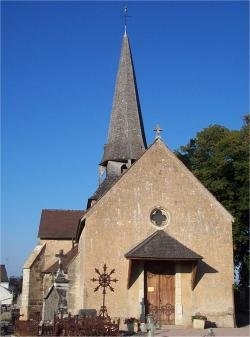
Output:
88,32,147,208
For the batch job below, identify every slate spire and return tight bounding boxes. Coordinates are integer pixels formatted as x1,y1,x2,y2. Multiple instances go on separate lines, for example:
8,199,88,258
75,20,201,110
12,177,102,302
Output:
88,32,147,208
101,32,147,165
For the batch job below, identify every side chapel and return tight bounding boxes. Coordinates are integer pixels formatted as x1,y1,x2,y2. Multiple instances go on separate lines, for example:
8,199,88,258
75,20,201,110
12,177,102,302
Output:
20,30,235,328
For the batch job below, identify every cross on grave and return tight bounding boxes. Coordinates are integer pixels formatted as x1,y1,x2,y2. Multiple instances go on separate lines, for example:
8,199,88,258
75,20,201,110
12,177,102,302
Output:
151,209,167,226
91,264,118,318
154,124,163,139
55,249,66,270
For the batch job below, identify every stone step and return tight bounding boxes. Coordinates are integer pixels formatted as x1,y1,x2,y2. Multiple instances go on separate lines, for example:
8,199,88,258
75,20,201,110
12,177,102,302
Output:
160,325,185,330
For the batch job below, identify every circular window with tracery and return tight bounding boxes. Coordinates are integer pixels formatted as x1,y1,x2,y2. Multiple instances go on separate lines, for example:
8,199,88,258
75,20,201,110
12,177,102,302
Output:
150,207,170,228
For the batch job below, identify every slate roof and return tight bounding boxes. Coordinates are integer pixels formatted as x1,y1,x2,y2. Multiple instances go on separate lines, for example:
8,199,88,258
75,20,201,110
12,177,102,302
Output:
38,209,84,239
125,230,203,260
43,245,78,273
101,32,147,165
87,175,119,206
88,32,149,206
0,265,9,282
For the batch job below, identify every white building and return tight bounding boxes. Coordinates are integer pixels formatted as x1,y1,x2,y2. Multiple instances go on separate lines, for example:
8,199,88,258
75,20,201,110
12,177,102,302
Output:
0,265,13,305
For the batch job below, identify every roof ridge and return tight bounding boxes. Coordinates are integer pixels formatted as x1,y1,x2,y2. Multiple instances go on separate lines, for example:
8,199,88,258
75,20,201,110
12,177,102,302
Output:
42,209,85,212
83,140,159,219
158,140,234,221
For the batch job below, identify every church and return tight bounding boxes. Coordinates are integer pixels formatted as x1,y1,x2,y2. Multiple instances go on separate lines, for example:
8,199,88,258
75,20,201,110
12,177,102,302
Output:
20,29,235,328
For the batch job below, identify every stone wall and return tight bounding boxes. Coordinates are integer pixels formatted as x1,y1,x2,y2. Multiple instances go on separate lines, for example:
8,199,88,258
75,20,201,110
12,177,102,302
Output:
43,273,54,298
20,245,45,320
39,239,73,270
67,252,81,315
78,140,234,327
27,247,46,320
21,239,74,320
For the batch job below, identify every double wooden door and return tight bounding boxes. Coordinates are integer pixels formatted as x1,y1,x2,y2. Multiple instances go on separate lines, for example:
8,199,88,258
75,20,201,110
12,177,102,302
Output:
145,261,175,325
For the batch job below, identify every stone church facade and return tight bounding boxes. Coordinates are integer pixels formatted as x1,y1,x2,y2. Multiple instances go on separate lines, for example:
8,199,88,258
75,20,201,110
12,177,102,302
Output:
20,31,235,328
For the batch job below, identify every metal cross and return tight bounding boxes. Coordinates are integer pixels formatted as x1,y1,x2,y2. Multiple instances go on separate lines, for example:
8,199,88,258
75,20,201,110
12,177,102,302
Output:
154,124,163,139
55,249,66,269
91,264,118,318
151,209,167,226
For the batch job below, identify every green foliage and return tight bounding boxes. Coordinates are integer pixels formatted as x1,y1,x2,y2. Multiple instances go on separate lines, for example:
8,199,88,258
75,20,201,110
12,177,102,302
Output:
192,314,207,321
175,115,249,287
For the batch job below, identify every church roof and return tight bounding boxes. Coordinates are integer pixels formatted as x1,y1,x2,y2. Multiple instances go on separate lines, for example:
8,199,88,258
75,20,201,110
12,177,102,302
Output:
87,174,119,207
100,32,147,165
43,245,78,274
0,265,9,282
38,209,84,239
125,230,203,261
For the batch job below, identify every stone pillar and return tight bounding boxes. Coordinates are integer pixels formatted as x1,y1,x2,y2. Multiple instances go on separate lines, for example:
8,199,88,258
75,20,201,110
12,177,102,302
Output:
175,264,183,325
54,269,69,316
138,269,145,321
20,268,30,320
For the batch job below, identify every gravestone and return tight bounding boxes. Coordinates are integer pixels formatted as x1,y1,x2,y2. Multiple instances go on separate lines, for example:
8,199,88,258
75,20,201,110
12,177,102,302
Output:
42,250,69,321
43,286,59,322
78,309,97,318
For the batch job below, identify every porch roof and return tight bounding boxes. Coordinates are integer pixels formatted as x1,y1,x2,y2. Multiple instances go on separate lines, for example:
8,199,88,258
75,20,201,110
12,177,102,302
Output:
125,230,203,261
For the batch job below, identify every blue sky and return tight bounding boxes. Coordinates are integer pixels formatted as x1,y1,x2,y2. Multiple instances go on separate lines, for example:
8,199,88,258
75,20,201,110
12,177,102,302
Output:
1,1,249,276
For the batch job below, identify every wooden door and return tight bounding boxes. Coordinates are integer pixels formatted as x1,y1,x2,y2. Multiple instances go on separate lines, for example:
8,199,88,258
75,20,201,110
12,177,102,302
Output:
145,262,175,324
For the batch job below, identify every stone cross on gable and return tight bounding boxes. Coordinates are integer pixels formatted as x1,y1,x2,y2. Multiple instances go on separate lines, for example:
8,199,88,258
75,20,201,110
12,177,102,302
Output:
154,124,163,139
55,249,66,270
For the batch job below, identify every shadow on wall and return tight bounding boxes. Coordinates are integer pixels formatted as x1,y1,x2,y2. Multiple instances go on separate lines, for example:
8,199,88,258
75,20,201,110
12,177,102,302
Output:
127,259,218,290
193,260,218,290
127,260,144,289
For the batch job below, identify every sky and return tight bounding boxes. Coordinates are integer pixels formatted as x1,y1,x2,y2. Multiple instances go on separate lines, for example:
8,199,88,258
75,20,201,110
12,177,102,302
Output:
1,1,249,276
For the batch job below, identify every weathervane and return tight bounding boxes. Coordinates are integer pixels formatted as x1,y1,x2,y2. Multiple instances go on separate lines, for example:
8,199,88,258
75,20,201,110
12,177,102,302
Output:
91,264,118,318
123,5,131,34
154,124,163,139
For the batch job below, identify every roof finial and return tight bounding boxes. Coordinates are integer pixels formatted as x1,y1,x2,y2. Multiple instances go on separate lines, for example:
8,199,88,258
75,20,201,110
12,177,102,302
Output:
154,124,163,139
123,5,129,35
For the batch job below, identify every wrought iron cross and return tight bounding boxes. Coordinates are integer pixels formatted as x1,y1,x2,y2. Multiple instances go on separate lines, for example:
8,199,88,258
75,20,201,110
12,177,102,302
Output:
91,264,118,317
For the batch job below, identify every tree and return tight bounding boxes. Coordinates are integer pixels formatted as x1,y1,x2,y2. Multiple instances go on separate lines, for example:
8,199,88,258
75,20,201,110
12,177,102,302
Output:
175,116,249,287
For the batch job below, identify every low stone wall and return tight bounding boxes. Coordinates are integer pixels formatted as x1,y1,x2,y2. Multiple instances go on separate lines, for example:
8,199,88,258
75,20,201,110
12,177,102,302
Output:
206,310,235,328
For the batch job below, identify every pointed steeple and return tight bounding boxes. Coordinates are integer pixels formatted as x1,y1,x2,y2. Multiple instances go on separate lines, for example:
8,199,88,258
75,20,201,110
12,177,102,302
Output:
87,32,147,208
101,32,147,165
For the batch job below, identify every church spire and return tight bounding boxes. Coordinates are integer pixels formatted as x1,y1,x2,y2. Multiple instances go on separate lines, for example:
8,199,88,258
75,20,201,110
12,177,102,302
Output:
88,32,147,208
100,33,147,165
